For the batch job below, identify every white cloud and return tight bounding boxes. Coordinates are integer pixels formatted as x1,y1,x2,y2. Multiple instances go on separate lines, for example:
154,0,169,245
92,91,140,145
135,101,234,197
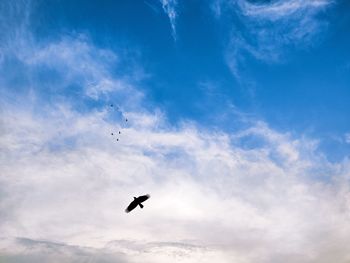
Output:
1,91,350,262
160,0,178,40
214,0,334,78
9,35,143,102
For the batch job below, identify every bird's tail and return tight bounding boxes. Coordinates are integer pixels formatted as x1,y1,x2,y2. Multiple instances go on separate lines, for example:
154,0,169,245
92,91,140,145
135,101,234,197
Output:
139,203,144,209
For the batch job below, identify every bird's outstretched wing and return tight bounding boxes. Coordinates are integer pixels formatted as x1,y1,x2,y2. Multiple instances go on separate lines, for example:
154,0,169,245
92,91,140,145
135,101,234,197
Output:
125,200,138,213
138,194,150,203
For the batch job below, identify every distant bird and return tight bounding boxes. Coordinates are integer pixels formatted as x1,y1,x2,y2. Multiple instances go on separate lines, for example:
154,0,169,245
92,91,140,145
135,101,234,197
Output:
111,133,114,135
125,118,128,122
125,194,150,213
117,138,119,141
119,131,121,134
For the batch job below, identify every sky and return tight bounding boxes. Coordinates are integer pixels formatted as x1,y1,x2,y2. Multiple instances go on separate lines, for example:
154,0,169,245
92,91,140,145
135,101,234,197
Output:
0,0,350,262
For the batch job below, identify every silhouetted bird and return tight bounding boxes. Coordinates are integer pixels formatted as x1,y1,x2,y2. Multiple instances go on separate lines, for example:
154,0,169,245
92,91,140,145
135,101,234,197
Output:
119,131,121,134
125,194,150,213
111,133,114,135
117,138,119,141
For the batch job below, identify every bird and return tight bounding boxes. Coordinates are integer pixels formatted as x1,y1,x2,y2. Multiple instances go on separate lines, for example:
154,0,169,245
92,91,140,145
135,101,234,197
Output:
111,133,114,135
119,131,121,134
125,194,150,213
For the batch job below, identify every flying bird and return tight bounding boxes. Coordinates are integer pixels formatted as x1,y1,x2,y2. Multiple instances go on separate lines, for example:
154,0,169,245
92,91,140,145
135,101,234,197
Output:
125,194,150,213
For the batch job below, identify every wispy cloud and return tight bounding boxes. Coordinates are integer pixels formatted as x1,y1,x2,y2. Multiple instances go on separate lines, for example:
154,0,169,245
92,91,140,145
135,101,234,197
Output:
0,238,224,263
214,0,334,79
0,238,129,263
345,133,350,144
239,0,331,20
145,0,161,14
159,0,178,40
0,33,145,114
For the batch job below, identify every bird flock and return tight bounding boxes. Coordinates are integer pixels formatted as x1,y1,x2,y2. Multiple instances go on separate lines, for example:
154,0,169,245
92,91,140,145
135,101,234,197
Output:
109,104,128,142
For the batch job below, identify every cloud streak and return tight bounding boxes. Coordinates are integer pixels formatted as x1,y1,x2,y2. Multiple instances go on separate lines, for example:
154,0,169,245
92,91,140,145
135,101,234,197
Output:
0,238,226,263
214,0,334,79
239,0,331,20
160,0,178,40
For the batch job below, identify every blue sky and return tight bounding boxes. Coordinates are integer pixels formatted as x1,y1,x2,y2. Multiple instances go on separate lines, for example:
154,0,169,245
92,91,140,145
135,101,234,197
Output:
16,0,349,160
1,1,350,262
